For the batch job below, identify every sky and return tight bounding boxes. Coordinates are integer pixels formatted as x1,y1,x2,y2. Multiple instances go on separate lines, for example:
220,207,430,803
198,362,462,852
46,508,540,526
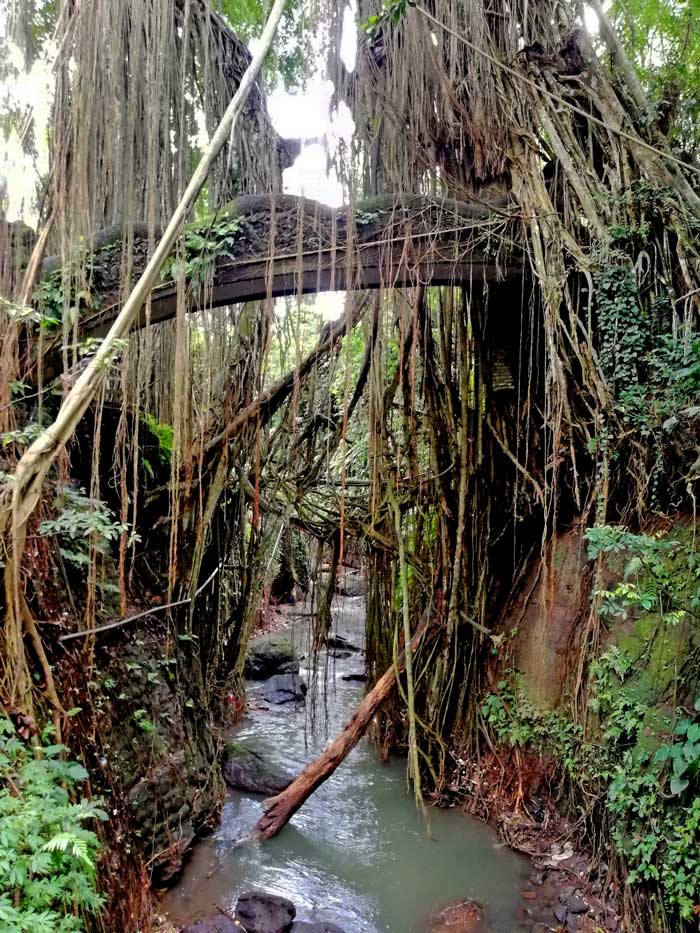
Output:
1,3,358,224
0,0,602,224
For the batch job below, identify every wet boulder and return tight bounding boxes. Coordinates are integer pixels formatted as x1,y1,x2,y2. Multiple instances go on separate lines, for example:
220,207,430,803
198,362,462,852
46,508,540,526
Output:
341,670,366,683
328,649,354,660
235,891,296,932
246,637,299,680
222,742,293,795
262,673,307,704
326,633,361,653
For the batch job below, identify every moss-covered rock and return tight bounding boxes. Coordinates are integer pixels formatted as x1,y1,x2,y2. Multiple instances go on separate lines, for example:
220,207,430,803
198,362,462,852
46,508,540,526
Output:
222,742,293,795
245,636,299,679
96,632,222,886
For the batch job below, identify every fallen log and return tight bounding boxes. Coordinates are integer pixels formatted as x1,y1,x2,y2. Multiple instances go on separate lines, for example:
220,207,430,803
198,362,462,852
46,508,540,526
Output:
254,616,438,840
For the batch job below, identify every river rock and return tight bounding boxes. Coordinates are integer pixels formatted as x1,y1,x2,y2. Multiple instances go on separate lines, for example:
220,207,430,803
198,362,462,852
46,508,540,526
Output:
341,670,366,683
563,895,589,915
235,891,296,932
426,898,485,932
262,673,307,704
222,742,293,795
326,633,361,653
181,918,238,933
246,638,299,680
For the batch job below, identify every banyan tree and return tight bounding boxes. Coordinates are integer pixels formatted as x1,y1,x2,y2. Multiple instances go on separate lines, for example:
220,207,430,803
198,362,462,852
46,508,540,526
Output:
1,0,699,929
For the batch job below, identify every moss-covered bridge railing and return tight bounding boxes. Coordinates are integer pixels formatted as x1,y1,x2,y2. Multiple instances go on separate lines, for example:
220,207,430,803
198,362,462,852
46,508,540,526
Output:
40,193,523,341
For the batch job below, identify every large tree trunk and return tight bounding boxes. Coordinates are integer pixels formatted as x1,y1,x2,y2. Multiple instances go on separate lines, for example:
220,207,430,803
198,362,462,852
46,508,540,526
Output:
255,617,437,840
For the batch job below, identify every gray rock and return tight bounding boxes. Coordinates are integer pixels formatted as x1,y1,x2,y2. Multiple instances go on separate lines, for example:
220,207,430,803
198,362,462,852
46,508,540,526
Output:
326,634,361,653
553,905,568,925
262,673,307,704
341,671,366,683
222,743,293,795
181,918,237,933
235,891,296,932
564,896,589,915
245,638,299,680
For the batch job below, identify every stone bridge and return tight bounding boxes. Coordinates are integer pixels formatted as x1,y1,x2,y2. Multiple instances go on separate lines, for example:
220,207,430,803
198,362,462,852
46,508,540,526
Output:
41,193,524,342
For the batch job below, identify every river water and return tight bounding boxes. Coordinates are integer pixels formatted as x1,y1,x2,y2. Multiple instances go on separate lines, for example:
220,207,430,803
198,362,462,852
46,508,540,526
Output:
161,595,529,931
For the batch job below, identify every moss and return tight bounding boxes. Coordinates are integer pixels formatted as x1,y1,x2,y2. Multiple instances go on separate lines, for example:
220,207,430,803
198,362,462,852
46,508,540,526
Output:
608,531,700,707
604,518,700,753
636,704,675,755
224,742,251,759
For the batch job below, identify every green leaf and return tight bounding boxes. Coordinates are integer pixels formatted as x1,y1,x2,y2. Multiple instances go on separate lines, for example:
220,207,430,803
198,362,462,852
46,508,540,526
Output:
670,775,689,796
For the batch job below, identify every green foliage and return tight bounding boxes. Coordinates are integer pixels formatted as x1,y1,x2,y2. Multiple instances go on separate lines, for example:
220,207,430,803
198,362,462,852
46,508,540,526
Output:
161,213,243,286
595,262,645,394
606,695,700,920
481,673,605,778
616,335,700,434
132,710,156,734
142,414,173,466
0,717,106,933
363,0,416,36
654,704,700,796
591,295,700,504
484,662,700,921
585,525,700,628
485,527,700,923
32,272,101,333
610,0,700,155
219,0,311,88
39,486,129,569
1,422,44,449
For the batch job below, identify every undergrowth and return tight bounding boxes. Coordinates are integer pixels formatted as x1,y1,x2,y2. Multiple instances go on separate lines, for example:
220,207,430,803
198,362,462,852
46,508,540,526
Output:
482,524,700,927
0,717,106,932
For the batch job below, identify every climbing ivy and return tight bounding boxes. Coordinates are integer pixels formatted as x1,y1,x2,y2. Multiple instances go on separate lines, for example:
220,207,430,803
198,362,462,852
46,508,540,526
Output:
160,213,243,286
595,262,645,395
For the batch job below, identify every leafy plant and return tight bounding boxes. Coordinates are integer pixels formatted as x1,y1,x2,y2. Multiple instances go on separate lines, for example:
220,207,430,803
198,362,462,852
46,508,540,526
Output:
161,213,243,286
585,525,700,627
142,414,173,466
0,717,106,932
39,485,129,569
654,700,700,796
132,710,155,734
1,423,45,449
594,261,645,395
483,652,700,922
363,0,416,37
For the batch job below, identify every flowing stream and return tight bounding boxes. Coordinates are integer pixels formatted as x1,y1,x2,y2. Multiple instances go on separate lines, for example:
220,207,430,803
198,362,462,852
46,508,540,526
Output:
161,594,529,931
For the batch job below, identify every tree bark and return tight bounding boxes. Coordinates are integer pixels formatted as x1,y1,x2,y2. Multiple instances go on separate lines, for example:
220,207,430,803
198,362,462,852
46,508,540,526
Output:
254,616,438,840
